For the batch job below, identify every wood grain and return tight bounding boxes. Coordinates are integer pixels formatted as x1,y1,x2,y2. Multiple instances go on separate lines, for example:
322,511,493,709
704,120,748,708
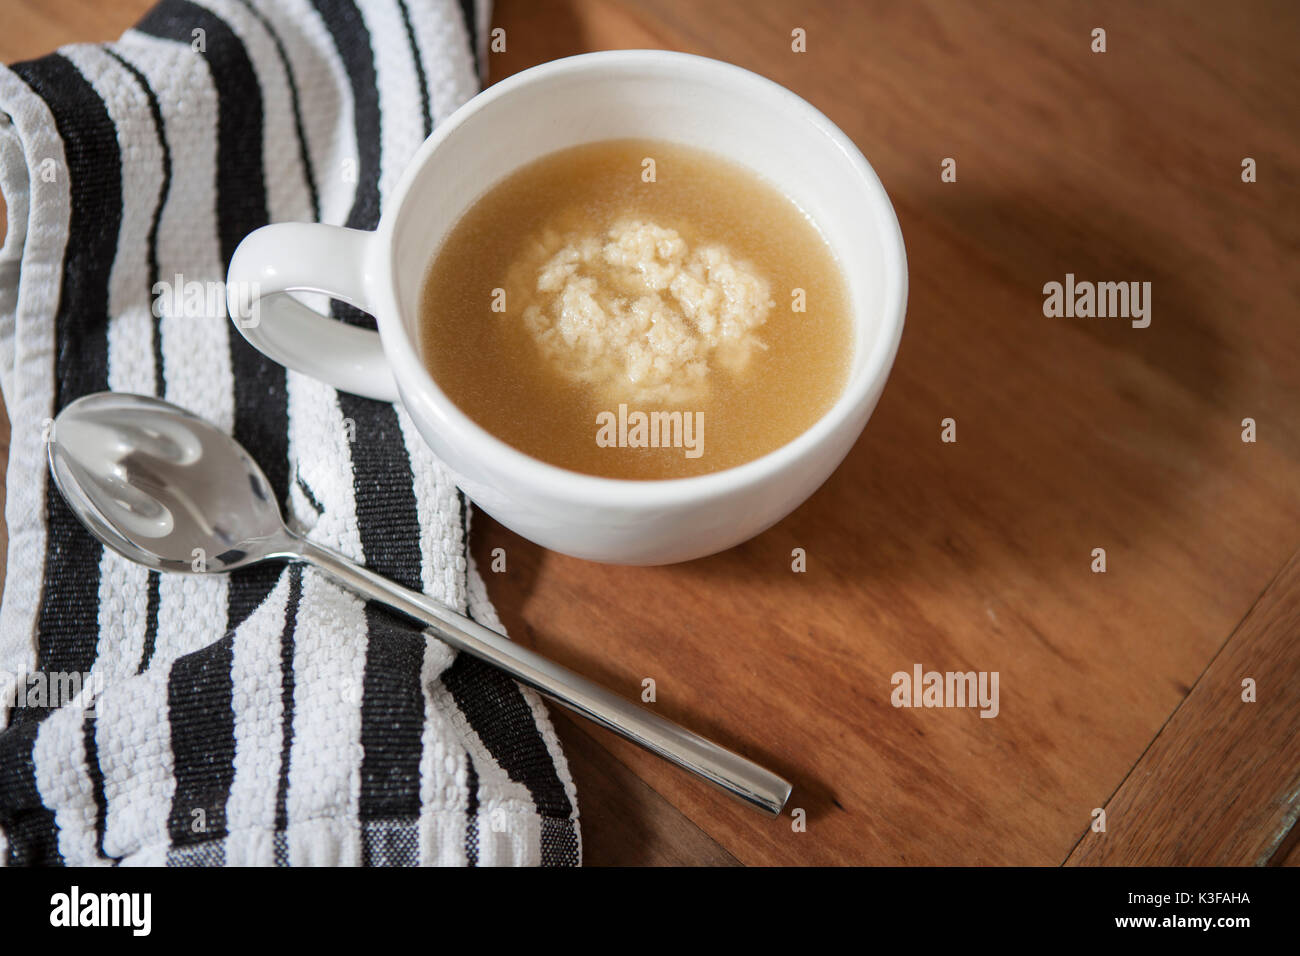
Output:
1066,547,1300,865
2,0,1298,865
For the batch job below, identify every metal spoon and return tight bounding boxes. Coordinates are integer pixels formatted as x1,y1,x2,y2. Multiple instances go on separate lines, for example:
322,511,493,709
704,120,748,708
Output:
46,391,791,816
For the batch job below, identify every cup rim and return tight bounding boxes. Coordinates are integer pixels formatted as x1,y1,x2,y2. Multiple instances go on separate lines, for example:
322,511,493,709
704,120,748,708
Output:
373,49,908,507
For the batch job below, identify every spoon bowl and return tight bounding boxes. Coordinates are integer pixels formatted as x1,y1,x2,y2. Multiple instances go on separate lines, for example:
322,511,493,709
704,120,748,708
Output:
48,393,293,573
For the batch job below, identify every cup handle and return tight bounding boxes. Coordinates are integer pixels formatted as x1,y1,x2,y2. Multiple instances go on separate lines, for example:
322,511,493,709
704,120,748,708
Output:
226,222,399,403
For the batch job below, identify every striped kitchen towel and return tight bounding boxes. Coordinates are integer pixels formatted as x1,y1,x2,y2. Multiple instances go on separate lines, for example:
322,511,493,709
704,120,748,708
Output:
0,0,581,866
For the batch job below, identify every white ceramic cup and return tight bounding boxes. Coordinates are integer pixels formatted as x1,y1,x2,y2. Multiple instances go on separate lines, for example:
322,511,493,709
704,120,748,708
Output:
227,50,907,565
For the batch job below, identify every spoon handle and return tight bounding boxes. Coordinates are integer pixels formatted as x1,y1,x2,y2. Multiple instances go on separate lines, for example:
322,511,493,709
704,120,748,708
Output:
292,537,792,816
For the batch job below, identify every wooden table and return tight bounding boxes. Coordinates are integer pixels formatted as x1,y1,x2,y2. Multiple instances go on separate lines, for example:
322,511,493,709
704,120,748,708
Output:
2,0,1298,866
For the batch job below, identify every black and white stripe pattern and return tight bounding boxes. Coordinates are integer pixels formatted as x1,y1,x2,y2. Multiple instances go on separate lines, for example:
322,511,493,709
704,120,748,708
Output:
0,0,580,866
